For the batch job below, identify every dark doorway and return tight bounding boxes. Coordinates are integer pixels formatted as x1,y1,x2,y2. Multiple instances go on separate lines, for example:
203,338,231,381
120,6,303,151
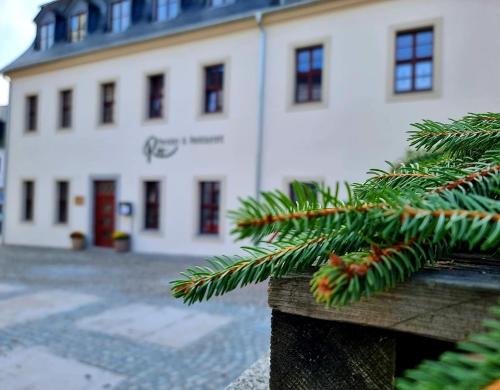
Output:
93,180,116,247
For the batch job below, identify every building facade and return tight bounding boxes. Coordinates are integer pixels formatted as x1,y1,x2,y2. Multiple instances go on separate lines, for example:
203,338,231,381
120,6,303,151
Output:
2,0,500,255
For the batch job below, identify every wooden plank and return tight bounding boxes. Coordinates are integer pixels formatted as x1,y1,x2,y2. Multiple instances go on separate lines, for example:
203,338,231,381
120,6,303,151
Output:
268,255,500,342
270,310,396,390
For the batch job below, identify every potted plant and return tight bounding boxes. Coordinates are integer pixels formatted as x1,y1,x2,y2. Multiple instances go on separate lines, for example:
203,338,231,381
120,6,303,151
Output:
112,231,130,253
69,231,86,251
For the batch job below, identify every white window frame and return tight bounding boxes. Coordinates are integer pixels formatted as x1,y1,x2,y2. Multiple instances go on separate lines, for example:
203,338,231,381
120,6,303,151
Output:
386,17,443,102
111,0,131,33
154,0,179,22
40,22,55,50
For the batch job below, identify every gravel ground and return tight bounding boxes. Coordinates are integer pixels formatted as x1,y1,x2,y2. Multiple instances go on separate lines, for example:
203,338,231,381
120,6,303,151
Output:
0,245,271,390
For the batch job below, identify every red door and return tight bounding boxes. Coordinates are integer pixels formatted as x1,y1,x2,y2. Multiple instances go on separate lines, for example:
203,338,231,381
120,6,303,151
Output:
93,181,116,247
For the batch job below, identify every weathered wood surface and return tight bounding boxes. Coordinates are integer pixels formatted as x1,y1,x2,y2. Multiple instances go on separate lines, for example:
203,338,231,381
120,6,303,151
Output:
270,310,396,390
268,254,500,342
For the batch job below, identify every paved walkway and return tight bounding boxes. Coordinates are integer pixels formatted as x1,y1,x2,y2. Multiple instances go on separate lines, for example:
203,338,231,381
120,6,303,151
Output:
0,246,270,390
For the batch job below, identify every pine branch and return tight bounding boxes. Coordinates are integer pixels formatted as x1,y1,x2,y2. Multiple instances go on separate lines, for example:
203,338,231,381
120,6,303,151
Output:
311,240,447,306
397,303,500,390
409,117,500,158
171,231,366,304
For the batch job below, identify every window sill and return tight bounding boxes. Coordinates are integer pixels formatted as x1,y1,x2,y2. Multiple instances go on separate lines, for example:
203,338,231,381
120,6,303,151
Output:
197,111,228,121
97,122,118,130
143,117,168,126
287,99,328,113
386,88,441,103
193,233,224,243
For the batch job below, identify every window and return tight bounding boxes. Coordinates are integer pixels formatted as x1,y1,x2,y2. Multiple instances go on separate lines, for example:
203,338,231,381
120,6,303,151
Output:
147,74,165,119
289,182,318,204
155,0,179,21
144,181,161,230
25,95,38,132
59,90,73,129
394,27,434,93
70,13,87,42
199,181,221,235
40,22,55,50
22,181,35,222
208,0,235,7
111,0,131,33
295,45,323,103
100,83,115,124
204,64,224,114
55,181,69,224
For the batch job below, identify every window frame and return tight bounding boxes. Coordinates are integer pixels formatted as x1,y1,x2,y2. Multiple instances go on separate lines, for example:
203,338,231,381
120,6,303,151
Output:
287,37,330,112
21,180,35,223
198,180,222,236
147,74,165,120
99,82,116,125
69,12,87,43
59,89,73,129
387,18,442,102
294,45,324,104
284,177,324,204
25,94,38,133
154,0,179,22
203,63,225,115
142,180,162,231
55,180,70,225
393,27,434,95
40,22,55,50
110,0,131,33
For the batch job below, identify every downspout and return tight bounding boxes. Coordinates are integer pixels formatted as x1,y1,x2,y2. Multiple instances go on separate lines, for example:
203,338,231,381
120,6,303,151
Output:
1,76,12,245
255,11,266,201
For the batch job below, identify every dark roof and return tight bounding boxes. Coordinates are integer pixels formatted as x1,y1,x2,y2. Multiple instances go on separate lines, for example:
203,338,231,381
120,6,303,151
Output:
2,0,313,74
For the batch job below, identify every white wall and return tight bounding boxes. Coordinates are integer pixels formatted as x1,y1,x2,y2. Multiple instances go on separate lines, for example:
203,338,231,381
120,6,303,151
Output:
5,0,500,255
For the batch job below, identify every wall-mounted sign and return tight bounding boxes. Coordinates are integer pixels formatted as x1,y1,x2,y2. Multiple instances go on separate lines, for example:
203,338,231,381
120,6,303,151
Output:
118,202,133,217
74,196,85,206
143,135,224,163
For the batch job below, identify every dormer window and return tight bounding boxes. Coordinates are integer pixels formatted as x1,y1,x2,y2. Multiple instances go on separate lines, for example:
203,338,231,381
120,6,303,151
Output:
208,0,235,7
155,0,179,22
40,22,55,50
70,13,87,42
111,0,131,33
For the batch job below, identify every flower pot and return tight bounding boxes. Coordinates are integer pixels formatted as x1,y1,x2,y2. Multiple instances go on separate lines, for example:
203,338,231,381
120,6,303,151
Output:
114,239,130,253
71,237,86,251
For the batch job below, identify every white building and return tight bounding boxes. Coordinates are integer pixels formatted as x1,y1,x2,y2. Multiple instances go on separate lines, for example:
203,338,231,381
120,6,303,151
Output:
2,0,500,255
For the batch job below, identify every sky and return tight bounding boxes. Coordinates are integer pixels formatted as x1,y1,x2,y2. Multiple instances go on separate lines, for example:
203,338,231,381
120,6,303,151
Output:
0,0,45,106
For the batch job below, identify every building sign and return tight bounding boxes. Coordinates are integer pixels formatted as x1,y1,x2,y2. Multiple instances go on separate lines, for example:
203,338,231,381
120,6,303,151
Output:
143,135,224,163
74,196,85,206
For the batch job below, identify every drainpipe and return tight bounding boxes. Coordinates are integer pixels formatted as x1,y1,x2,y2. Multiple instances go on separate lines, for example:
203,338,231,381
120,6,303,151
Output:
1,76,12,245
255,11,266,201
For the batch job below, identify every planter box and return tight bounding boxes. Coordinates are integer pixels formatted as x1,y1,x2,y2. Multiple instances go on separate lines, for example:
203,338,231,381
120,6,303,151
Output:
114,239,130,253
267,254,500,390
71,238,86,251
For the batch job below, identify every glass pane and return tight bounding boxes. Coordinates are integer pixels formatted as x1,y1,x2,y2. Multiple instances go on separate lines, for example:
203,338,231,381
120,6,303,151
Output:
415,61,432,77
415,76,432,90
112,4,120,19
157,4,167,21
396,64,413,79
396,34,413,49
296,81,309,102
395,78,412,93
416,31,433,45
416,44,432,58
169,1,178,18
122,1,130,17
396,47,413,61
297,50,311,72
312,74,322,101
312,47,323,70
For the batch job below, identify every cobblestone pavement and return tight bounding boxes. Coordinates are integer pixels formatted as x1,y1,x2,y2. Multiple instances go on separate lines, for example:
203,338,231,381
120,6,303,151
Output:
0,245,271,390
